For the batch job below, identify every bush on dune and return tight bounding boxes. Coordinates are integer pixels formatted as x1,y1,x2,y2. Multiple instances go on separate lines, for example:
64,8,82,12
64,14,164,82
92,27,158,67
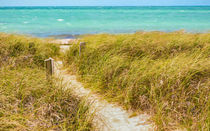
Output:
65,32,210,130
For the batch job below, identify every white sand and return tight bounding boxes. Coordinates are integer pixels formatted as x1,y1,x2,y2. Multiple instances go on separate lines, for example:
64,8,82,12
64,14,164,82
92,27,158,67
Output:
54,39,74,44
52,39,77,52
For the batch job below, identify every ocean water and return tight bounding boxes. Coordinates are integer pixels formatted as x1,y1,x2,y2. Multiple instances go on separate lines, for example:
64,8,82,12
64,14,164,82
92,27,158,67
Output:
0,6,210,37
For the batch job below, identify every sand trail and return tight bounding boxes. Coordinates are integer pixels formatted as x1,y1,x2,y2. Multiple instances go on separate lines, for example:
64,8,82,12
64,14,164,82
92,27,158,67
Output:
54,39,154,131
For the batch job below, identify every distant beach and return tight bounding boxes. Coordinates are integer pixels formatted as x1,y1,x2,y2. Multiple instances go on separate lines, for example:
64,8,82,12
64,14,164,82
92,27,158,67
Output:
0,6,210,37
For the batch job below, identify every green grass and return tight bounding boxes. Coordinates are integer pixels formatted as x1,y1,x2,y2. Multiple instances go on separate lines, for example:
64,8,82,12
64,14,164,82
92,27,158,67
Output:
65,32,210,130
0,33,93,130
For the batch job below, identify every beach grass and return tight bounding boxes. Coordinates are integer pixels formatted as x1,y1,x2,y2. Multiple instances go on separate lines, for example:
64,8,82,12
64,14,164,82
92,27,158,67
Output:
0,33,60,67
0,33,93,130
64,32,210,130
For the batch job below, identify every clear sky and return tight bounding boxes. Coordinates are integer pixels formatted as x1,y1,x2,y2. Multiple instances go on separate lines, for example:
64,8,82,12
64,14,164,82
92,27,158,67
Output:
0,0,210,6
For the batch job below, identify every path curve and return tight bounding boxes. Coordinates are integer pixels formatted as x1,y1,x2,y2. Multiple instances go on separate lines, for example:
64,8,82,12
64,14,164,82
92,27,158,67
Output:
54,39,155,131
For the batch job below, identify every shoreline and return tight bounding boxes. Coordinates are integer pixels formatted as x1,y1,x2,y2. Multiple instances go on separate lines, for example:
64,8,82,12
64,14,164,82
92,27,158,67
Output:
27,30,210,38
1,29,210,39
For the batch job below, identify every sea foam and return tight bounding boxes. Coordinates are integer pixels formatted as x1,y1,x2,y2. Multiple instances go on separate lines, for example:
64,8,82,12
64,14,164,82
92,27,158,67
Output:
57,19,64,22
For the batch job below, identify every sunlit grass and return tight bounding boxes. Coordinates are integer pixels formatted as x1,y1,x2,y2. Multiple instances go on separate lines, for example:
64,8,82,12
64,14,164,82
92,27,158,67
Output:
0,33,60,67
0,33,93,130
65,31,210,130
0,67,93,130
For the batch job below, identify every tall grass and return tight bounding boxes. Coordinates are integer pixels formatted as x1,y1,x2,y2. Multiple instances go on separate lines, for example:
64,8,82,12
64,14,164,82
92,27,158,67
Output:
0,33,60,67
65,32,210,130
0,67,93,130
0,33,93,130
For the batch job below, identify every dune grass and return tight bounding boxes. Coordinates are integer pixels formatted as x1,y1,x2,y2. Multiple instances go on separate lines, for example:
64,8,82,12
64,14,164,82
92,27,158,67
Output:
65,32,210,130
0,33,60,67
0,33,93,130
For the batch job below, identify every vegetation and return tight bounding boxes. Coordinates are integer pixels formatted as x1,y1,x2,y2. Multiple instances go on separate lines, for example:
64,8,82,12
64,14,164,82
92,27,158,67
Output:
0,33,93,130
0,33,59,67
65,32,210,130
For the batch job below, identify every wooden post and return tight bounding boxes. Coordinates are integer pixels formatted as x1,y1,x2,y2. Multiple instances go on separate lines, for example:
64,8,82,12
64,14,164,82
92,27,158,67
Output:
79,42,86,56
44,57,54,78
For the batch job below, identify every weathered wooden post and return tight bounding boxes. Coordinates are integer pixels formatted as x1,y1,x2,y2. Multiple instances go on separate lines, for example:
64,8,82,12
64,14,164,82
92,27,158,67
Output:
79,42,86,56
44,57,54,79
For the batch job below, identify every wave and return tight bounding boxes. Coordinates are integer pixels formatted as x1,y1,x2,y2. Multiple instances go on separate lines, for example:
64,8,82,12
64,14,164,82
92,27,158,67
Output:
57,19,64,22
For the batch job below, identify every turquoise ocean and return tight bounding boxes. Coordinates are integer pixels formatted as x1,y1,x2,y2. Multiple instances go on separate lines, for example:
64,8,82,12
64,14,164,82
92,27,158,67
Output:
0,6,210,37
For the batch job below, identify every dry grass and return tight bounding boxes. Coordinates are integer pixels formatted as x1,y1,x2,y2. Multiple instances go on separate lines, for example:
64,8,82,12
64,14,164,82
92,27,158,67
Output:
0,33,93,130
65,32,210,130
0,67,93,130
0,33,60,67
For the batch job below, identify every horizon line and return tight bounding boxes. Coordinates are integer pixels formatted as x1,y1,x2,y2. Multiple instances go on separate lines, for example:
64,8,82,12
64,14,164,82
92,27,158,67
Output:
1,5,210,7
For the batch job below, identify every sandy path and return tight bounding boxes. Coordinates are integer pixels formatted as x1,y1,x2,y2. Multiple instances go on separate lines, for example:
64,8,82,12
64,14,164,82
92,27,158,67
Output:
53,39,77,52
53,39,76,44
54,39,155,131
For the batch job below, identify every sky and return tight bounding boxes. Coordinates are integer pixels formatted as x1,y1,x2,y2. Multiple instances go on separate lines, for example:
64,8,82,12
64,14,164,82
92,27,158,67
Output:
0,0,210,6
